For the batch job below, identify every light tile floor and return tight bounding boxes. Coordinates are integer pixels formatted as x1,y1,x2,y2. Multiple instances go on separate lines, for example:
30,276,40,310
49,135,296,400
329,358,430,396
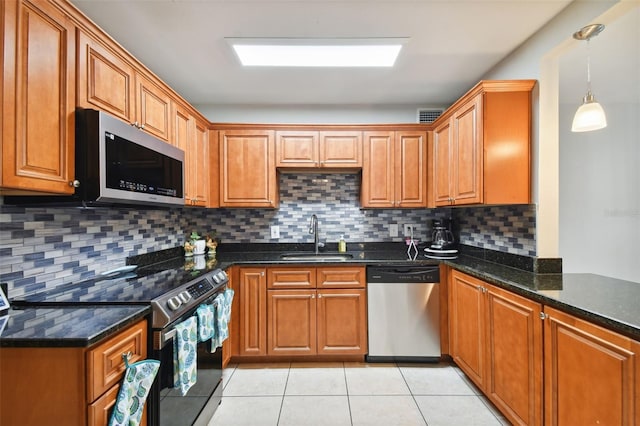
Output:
209,362,510,426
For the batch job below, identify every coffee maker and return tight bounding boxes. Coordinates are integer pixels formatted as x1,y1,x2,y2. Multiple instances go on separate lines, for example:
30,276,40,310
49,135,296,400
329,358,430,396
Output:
425,218,458,259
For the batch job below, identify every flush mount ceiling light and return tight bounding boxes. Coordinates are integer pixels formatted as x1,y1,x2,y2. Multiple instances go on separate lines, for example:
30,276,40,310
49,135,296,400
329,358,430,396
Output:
227,38,408,67
571,24,607,133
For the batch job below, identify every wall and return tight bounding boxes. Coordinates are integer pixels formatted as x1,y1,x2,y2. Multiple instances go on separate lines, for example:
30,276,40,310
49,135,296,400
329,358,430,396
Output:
481,0,618,258
0,172,536,299
196,104,443,125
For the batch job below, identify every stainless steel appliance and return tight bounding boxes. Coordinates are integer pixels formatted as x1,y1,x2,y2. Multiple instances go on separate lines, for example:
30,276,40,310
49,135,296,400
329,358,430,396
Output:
5,109,185,207
425,218,458,259
12,259,228,426
366,265,441,362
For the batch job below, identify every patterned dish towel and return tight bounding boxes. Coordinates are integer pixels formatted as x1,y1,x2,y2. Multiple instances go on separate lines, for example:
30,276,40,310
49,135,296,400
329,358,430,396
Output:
211,288,234,350
173,316,198,396
108,359,160,426
196,303,216,342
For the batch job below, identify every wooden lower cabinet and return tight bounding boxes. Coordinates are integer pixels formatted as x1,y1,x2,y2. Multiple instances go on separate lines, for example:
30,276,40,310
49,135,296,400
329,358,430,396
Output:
268,289,317,355
234,265,367,360
316,288,367,354
0,319,147,426
449,269,542,426
544,306,640,426
238,267,268,356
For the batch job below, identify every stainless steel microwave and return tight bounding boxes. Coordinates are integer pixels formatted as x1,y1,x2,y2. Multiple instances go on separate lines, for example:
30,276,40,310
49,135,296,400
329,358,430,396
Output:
5,109,186,208
74,109,185,207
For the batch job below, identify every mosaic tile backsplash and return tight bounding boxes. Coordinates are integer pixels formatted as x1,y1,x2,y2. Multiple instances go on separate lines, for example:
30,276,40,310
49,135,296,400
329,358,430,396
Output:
1,173,536,298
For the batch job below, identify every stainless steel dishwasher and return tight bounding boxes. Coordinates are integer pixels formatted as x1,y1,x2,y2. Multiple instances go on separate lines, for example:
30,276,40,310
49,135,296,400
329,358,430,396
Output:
366,265,441,362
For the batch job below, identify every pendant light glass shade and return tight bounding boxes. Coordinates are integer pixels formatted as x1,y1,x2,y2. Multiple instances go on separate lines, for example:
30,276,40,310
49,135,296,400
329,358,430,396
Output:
571,24,607,133
571,91,607,132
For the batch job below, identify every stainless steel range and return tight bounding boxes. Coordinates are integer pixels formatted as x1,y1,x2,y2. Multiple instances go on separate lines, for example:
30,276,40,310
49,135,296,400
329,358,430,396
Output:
12,258,229,426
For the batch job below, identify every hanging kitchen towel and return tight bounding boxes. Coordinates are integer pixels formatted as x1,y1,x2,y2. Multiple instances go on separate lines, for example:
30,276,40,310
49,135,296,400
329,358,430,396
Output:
211,288,234,350
173,316,198,396
196,303,216,342
108,359,160,426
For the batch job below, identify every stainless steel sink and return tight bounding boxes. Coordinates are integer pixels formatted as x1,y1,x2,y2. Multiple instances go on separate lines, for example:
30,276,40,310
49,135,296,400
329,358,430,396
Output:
279,253,353,261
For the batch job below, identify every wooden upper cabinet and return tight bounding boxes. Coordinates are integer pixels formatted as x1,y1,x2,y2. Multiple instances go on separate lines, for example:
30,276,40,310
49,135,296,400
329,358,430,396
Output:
208,129,220,208
219,130,277,208
275,130,361,168
275,130,319,167
395,131,428,207
77,29,135,124
1,0,76,195
361,130,427,208
77,30,173,144
361,131,395,208
432,80,535,206
135,73,172,143
189,118,209,206
319,131,362,167
433,119,453,206
173,104,208,207
451,94,483,205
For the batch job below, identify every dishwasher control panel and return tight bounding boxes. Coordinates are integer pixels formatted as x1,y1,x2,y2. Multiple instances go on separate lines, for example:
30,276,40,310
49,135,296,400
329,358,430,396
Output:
366,266,440,283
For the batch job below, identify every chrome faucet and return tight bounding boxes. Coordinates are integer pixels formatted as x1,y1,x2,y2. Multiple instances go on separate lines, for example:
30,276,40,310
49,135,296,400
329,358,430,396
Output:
309,214,320,254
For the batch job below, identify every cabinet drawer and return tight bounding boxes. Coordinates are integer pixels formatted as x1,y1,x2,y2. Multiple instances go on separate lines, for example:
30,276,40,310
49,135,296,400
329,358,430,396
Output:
88,383,148,426
268,267,316,289
317,266,366,288
86,320,147,402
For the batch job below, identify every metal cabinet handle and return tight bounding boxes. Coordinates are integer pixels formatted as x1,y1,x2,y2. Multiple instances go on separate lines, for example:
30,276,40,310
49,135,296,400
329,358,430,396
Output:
69,180,80,188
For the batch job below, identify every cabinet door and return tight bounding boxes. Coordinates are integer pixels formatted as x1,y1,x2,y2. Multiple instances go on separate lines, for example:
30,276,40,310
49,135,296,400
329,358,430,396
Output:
275,130,319,167
319,131,362,167
317,289,367,355
219,130,277,207
239,268,267,356
2,0,76,194
267,290,316,355
317,266,366,289
432,119,453,206
208,129,220,208
190,118,209,206
395,131,427,208
486,285,542,426
135,73,172,143
361,131,395,208
544,306,640,426
77,30,135,123
452,94,482,205
449,270,486,389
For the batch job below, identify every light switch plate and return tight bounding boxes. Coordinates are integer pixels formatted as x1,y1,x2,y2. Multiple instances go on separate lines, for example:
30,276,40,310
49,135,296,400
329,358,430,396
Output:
270,225,280,239
389,224,399,237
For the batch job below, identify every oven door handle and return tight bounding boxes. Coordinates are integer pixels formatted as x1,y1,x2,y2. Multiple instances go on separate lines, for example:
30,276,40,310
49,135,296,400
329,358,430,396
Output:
154,327,177,350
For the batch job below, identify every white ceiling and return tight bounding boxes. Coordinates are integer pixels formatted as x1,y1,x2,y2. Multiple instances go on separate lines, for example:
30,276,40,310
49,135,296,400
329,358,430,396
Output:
70,0,575,108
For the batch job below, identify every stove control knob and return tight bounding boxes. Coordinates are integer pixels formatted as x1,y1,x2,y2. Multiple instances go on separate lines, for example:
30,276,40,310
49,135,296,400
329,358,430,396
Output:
212,275,220,284
178,291,192,303
167,297,182,311
217,271,227,281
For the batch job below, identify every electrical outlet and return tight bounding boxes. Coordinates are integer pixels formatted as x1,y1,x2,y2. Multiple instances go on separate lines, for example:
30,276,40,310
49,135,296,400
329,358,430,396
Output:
270,225,280,239
403,224,415,237
389,224,399,237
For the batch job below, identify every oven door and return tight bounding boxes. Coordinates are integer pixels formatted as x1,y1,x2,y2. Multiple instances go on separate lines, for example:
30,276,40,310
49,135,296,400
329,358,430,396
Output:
151,312,223,425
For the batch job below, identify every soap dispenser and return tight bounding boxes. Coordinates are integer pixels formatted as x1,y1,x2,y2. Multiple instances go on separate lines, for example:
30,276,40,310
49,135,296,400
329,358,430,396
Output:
338,235,347,253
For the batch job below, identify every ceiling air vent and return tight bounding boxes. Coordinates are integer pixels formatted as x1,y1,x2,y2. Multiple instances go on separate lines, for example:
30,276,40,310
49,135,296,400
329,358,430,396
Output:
417,108,444,124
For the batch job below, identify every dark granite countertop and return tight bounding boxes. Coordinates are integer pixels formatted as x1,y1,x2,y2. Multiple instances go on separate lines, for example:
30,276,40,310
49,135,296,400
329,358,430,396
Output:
444,255,640,341
209,242,440,270
0,305,150,348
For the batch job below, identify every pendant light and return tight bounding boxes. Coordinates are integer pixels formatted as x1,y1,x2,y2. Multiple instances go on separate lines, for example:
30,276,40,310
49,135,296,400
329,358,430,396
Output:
571,24,607,132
